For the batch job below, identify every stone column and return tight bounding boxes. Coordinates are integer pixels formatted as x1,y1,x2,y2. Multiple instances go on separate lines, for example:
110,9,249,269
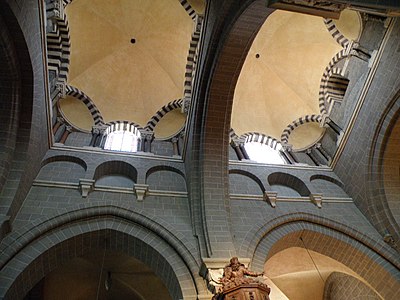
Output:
59,125,72,144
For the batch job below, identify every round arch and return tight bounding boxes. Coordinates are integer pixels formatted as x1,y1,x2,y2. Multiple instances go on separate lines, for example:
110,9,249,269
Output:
368,89,400,242
0,206,205,299
247,221,399,300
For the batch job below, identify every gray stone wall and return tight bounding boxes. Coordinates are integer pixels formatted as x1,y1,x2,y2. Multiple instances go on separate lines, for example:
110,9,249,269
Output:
0,0,50,228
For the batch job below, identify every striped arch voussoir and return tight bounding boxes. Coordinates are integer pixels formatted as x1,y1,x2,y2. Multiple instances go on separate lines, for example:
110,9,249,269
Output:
324,18,350,48
242,132,282,150
318,48,349,115
105,121,144,134
144,99,184,131
178,0,197,20
280,115,322,145
65,85,104,125
46,14,70,86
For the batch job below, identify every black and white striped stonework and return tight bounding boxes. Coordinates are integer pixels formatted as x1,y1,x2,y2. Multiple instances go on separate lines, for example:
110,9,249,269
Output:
280,114,322,145
145,99,183,131
178,0,197,20
46,15,70,86
242,132,282,150
105,121,143,135
325,73,350,103
184,31,201,101
66,85,104,125
324,19,350,48
318,48,349,115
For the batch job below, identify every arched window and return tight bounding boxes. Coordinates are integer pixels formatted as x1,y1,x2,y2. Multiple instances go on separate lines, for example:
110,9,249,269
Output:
104,123,141,152
244,134,286,165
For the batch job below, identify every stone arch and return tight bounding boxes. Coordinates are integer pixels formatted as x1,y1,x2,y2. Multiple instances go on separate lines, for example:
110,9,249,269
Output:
281,115,322,145
65,85,104,125
0,205,204,300
310,174,344,188
41,155,87,171
38,155,87,183
145,99,183,132
249,224,399,300
310,174,348,197
146,165,187,192
187,0,275,256
368,89,400,242
268,172,310,197
319,48,350,115
94,161,138,184
229,169,265,195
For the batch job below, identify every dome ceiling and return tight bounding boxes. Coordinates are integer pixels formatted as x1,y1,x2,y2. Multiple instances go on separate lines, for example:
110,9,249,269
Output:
232,9,361,150
61,0,195,131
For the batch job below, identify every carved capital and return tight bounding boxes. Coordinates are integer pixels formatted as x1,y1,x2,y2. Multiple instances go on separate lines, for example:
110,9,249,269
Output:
55,82,66,99
56,116,65,124
139,130,154,141
79,179,95,198
182,96,191,114
134,184,149,201
282,143,293,152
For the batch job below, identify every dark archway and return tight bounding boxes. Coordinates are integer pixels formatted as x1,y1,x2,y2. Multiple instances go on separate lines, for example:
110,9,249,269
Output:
0,1,40,237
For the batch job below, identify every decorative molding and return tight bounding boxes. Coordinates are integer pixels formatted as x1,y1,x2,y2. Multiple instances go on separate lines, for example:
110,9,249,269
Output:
310,193,323,208
263,191,277,208
134,184,149,201
78,179,95,198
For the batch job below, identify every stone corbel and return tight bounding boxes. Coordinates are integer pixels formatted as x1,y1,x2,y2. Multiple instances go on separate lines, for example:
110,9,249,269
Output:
79,179,95,198
134,184,149,201
264,191,278,208
310,193,323,208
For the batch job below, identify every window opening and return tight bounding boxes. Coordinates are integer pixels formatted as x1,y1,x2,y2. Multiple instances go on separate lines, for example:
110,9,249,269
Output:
104,123,141,152
244,135,286,164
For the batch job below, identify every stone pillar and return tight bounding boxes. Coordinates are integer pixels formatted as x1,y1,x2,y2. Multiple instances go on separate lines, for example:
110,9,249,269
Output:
52,116,64,135
59,125,72,144
171,137,180,156
306,148,319,166
231,137,248,160
140,131,154,153
282,144,296,164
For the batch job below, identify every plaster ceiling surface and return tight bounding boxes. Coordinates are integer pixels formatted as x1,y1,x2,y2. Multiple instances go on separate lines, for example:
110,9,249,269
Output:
231,10,360,145
41,251,173,300
64,0,192,127
264,247,382,300
59,96,95,131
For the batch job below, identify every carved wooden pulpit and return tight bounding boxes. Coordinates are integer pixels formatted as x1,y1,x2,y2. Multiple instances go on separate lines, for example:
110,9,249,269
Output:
212,257,271,300
223,283,270,300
